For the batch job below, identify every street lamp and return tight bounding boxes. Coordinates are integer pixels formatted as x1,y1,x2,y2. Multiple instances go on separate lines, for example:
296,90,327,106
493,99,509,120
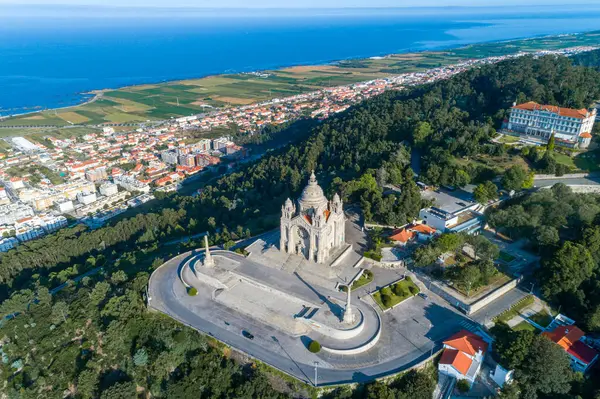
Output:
429,323,434,358
314,361,319,387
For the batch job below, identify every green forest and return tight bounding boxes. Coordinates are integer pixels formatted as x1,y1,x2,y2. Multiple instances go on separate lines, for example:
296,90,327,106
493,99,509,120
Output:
2,50,600,397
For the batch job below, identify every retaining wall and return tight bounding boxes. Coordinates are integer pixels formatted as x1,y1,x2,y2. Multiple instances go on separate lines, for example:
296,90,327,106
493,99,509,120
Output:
466,277,521,315
534,172,600,180
301,311,365,340
321,305,382,356
330,244,354,268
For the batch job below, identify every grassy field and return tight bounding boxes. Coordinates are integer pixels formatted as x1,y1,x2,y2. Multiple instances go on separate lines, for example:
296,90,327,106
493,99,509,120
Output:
551,150,600,172
2,30,600,139
456,153,531,176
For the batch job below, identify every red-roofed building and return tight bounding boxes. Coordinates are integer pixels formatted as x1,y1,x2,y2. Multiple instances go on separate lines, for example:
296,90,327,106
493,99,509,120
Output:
507,101,596,149
389,223,438,246
543,325,598,373
389,228,415,246
438,330,488,387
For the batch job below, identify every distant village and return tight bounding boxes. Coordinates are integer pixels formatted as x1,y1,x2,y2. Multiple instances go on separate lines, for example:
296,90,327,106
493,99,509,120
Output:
0,45,595,252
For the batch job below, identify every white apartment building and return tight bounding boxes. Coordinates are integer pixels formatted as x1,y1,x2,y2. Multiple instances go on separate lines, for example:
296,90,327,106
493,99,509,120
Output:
507,101,596,148
419,206,483,235
39,215,68,232
212,137,232,151
99,182,119,197
0,203,35,225
56,200,75,213
114,175,151,193
161,151,179,165
85,167,108,182
77,191,97,205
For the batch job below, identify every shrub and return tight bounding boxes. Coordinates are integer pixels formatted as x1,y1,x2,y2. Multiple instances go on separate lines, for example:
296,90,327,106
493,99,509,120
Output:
187,287,198,296
408,285,419,295
405,275,412,282
308,340,321,353
457,379,470,393
364,269,373,279
381,286,392,296
392,284,406,297
381,294,393,307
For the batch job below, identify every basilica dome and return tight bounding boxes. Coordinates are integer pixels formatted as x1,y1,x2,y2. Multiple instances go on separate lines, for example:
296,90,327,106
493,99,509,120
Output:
298,171,328,211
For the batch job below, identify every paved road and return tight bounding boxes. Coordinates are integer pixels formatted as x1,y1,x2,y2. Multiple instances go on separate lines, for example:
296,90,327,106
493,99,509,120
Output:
470,285,529,325
148,251,473,386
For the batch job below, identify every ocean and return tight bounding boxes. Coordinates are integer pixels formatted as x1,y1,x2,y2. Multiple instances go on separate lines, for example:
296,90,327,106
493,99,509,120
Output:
2,5,600,116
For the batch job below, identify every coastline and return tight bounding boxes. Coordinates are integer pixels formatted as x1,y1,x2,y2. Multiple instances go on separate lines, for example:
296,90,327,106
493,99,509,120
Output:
2,29,599,124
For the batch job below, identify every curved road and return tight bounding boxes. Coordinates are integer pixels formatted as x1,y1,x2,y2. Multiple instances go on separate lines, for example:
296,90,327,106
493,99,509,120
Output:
148,251,453,386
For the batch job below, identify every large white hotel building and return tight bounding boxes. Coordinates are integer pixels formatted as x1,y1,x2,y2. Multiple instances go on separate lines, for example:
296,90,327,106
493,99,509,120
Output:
506,101,596,148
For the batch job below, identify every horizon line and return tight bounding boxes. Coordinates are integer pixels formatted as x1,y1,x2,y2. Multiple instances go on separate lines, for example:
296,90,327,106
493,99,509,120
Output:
3,3,600,9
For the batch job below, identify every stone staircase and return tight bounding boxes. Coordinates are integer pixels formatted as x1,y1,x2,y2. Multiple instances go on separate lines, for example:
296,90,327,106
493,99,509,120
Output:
433,374,456,399
282,255,304,273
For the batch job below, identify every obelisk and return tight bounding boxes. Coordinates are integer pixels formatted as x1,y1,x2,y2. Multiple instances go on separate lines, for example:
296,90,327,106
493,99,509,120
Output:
343,286,355,324
203,235,215,267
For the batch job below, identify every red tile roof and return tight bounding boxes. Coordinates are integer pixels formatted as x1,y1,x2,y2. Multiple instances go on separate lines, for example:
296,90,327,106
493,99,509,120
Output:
512,101,589,119
568,340,598,365
580,132,593,139
543,325,585,350
444,330,488,357
410,223,437,235
390,228,415,243
543,325,598,364
439,349,473,375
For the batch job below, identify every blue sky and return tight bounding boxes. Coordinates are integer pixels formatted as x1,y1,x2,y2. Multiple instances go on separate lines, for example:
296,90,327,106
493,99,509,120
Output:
2,0,600,6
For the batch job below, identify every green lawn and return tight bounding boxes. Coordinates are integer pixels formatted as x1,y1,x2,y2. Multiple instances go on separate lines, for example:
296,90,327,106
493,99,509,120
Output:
529,310,554,328
573,150,600,172
352,271,374,290
552,150,600,172
513,320,541,333
498,251,516,263
554,152,577,170
372,278,420,310
497,134,520,144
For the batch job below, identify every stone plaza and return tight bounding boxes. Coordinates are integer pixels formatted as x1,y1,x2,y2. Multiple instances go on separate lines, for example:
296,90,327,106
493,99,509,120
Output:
148,172,475,384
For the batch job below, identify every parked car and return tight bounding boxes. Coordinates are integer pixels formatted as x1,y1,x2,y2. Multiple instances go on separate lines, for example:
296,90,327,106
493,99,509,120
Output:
418,292,429,300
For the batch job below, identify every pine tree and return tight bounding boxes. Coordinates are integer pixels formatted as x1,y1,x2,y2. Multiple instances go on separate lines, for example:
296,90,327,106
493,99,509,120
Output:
547,133,555,152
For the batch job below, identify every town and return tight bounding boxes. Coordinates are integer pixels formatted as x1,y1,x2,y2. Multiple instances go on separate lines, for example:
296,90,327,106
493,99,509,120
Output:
0,45,595,253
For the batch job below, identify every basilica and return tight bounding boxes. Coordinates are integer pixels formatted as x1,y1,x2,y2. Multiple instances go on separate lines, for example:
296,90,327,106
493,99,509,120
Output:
280,171,346,264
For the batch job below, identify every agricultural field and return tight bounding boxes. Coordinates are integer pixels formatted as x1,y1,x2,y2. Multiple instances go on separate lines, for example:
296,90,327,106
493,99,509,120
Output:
1,30,600,139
